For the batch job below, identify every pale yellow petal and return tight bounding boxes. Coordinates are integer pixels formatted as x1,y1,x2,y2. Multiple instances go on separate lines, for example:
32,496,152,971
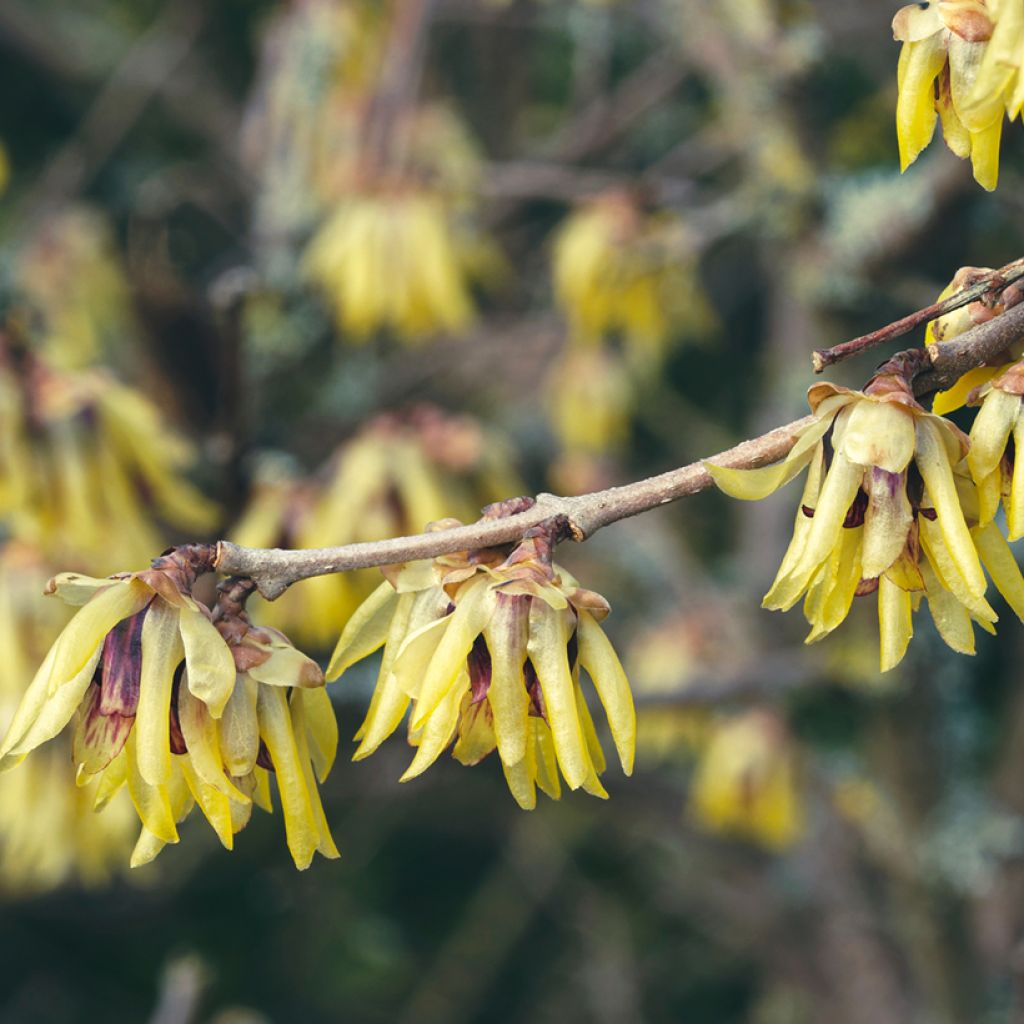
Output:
180,605,236,718
878,576,913,672
325,580,398,680
134,601,183,787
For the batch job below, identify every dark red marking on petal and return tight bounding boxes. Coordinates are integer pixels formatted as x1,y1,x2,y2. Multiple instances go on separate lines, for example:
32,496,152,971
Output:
256,740,274,771
468,635,492,704
168,665,187,755
524,659,546,720
843,488,869,529
99,605,150,717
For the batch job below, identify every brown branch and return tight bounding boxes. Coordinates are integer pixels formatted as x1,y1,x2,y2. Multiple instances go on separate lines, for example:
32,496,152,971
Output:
812,258,1024,373
213,295,1024,599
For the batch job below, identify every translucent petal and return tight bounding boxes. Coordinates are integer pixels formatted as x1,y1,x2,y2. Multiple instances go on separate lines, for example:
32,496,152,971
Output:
296,687,338,783
878,576,914,672
179,675,250,803
125,733,178,844
180,605,236,718
410,579,494,730
576,610,635,775
921,558,975,654
326,580,398,680
896,36,948,170
501,722,537,810
257,685,318,869
180,758,234,850
527,604,587,790
862,470,913,579
482,596,531,768
134,601,183,787
916,418,987,596
289,694,340,859
401,672,466,781
972,522,1024,621
218,674,260,776
1010,415,1024,539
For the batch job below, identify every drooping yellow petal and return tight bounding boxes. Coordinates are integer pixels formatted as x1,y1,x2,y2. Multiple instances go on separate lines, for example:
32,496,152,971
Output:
972,522,1024,621
325,580,398,680
248,642,323,689
295,687,338,783
969,116,1003,190
862,470,913,579
218,674,260,776
527,604,587,790
178,675,250,803
410,579,494,730
125,733,178,845
179,758,234,850
932,366,998,415
919,516,998,624
968,387,1020,483
704,414,831,501
179,605,236,718
1010,415,1024,539
576,609,635,775
0,644,102,767
289,694,340,859
134,601,183,787
921,558,975,654
482,595,530,768
896,36,949,171
400,671,466,780
878,575,914,672
533,718,562,800
502,721,537,810
49,579,151,693
257,685,318,870
916,418,987,596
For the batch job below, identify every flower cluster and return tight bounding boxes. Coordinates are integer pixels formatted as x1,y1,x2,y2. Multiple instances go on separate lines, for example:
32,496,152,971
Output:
0,549,338,870
708,361,1024,671
893,0,1024,190
328,518,636,808
0,543,136,891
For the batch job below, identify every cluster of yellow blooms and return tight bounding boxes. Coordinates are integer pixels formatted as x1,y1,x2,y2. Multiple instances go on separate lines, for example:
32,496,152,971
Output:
243,0,497,342
329,525,635,806
0,550,337,870
893,0,1024,190
0,209,222,888
229,406,521,648
547,190,715,486
709,279,1024,672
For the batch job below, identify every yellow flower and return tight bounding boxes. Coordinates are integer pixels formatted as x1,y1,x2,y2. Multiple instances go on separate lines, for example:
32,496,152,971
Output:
304,188,478,342
0,542,136,893
966,359,1024,535
690,710,803,851
708,377,997,670
0,549,338,870
328,527,636,808
892,0,1015,190
552,192,713,369
0,355,216,570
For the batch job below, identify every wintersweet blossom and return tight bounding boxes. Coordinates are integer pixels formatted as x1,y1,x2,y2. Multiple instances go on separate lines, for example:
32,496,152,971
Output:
329,525,636,808
707,375,996,669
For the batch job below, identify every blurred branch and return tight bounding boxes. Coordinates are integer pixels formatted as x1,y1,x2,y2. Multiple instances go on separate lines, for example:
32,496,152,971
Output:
213,296,1024,598
146,956,206,1024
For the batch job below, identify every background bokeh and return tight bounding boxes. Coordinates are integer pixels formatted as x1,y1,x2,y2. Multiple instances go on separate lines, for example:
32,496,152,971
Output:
2,1,1024,1021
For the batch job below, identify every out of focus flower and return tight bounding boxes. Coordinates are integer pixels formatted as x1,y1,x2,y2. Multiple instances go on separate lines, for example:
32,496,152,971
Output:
0,548,337,870
0,351,216,570
892,0,1024,190
546,347,633,458
14,207,135,369
690,710,803,850
230,407,521,648
328,523,636,808
305,186,484,342
708,373,1002,669
0,141,8,195
0,543,135,893
552,192,713,369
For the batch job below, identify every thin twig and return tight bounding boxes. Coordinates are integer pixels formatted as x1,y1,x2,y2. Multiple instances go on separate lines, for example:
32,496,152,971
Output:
812,258,1024,373
213,294,1024,599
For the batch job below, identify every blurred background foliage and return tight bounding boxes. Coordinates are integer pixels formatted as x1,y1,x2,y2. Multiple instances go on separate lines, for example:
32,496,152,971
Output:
1,0,1024,1021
